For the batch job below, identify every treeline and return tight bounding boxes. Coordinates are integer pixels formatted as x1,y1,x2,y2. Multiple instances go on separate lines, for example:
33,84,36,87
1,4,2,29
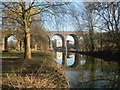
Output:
1,2,120,59
75,2,120,60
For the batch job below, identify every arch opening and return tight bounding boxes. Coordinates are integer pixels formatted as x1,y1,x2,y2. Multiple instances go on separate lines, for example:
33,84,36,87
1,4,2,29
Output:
33,36,50,51
67,53,75,67
52,34,64,50
66,35,75,50
7,35,17,51
66,34,78,50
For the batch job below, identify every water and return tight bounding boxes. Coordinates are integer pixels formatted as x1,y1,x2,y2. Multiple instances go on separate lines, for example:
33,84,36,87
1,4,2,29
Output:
54,51,120,88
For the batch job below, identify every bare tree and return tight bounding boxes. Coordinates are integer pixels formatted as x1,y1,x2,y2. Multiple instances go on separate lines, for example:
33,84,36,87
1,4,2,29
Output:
80,3,98,52
30,21,48,51
95,2,120,51
2,1,65,59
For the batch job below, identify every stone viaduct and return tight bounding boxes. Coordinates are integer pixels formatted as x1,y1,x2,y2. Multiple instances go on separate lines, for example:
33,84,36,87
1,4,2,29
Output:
47,31,85,50
0,30,87,51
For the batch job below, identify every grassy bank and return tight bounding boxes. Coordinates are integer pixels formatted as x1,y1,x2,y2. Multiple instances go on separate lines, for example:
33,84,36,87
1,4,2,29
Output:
2,50,69,88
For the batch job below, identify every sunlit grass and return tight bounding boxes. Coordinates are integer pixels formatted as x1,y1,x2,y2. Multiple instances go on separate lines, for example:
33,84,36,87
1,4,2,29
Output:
31,50,41,53
1,50,41,57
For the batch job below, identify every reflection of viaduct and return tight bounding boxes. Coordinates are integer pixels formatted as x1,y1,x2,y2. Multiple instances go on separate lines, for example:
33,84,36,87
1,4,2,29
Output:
0,30,86,51
55,52,88,70
61,52,80,68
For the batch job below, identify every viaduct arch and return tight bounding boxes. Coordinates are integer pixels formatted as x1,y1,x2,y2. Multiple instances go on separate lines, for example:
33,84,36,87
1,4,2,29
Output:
0,30,24,51
47,31,85,50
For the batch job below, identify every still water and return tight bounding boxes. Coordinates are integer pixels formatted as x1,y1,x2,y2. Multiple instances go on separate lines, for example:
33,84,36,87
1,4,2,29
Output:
54,51,120,88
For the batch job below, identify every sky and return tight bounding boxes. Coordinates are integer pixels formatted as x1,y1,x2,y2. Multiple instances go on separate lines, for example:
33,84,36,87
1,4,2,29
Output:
7,36,17,42
42,2,84,31
42,2,84,42
1,0,119,2
4,2,103,42
7,2,84,42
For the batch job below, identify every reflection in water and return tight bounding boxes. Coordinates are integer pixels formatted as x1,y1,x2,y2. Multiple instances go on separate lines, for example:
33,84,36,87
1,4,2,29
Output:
55,51,81,67
55,52,62,65
80,60,86,65
67,55,75,66
55,51,120,88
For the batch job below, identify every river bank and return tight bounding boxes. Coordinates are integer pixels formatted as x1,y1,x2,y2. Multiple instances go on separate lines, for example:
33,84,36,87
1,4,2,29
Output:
69,50,120,63
2,50,69,88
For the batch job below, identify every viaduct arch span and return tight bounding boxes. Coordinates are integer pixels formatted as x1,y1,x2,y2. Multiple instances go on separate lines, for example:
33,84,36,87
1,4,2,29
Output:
47,31,85,50
0,30,86,51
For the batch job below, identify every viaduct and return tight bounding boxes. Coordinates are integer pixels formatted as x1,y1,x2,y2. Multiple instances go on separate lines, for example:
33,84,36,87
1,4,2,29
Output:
0,30,87,51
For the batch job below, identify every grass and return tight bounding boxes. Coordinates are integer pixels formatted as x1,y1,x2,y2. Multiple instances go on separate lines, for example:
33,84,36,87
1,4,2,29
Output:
2,50,69,88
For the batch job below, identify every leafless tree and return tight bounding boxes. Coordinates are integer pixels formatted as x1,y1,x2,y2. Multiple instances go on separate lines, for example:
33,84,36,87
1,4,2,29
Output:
95,2,120,51
2,1,65,59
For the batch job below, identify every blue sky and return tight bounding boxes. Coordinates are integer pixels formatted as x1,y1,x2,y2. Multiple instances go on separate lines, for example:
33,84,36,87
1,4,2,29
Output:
42,2,84,31
8,36,17,42
43,2,84,41
7,2,84,41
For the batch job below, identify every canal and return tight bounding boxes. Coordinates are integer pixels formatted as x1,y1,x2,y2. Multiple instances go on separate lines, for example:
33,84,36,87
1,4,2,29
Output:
54,51,120,88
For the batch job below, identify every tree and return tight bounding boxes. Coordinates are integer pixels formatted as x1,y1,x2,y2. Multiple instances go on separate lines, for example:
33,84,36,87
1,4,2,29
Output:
2,1,65,59
80,3,98,52
8,40,17,50
95,2,120,51
30,21,49,51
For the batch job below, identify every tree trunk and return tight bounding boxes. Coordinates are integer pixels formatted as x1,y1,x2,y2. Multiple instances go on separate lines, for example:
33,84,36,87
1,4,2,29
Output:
24,28,31,59
20,41,24,51
40,43,43,51
2,37,5,51
34,43,37,50
4,37,8,51
20,41,22,51
116,43,120,55
17,41,20,51
89,32,94,52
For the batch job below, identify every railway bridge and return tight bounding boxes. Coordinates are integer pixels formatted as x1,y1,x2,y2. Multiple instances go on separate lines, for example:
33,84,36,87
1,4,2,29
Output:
0,30,87,51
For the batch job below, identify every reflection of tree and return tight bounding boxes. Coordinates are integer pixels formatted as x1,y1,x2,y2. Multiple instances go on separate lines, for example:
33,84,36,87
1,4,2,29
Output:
67,53,74,58
62,53,67,66
117,64,120,88
60,53,120,88
89,57,95,88
61,52,80,68
101,60,103,72
83,56,92,69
